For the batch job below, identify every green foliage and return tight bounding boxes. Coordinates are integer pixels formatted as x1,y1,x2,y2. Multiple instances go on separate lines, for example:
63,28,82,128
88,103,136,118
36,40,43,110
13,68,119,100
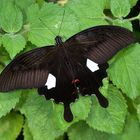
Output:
0,0,140,140
86,80,127,134
0,112,24,140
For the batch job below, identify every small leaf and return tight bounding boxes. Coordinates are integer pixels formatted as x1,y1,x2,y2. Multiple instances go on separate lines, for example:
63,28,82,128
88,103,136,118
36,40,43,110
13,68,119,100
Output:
86,81,127,134
110,0,131,17
137,104,140,123
0,112,24,140
108,43,140,99
2,34,26,58
23,120,33,140
128,0,138,7
113,19,132,30
108,114,140,140
68,0,108,29
0,2,23,33
68,121,109,140
0,90,21,118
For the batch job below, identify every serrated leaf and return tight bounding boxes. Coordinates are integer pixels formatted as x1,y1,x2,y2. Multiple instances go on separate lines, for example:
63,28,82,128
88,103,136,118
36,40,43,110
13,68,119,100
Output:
71,96,92,121
113,20,132,30
0,112,24,140
68,0,108,29
2,34,26,58
0,2,23,33
0,91,21,118
19,90,65,140
23,120,33,140
86,81,127,134
108,114,140,140
68,121,109,140
19,89,91,140
108,43,140,99
27,3,64,46
110,0,131,17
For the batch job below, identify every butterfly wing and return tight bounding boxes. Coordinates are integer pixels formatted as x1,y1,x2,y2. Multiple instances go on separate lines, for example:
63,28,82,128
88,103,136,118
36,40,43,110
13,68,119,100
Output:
0,46,55,92
65,25,135,64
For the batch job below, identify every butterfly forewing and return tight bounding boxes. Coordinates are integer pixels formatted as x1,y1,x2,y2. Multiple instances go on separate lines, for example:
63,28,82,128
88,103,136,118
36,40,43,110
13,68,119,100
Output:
66,25,135,64
0,46,55,91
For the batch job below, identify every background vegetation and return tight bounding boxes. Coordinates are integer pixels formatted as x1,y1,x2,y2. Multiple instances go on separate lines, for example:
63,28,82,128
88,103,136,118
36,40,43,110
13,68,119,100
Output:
0,0,140,140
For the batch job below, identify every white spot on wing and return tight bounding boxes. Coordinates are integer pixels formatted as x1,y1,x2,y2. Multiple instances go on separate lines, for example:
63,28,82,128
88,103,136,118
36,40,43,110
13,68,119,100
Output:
86,59,99,72
45,73,56,89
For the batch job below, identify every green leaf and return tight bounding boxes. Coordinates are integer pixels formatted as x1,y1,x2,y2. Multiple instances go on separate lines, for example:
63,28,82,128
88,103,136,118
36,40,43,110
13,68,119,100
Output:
108,43,140,99
0,91,21,118
23,120,33,140
68,0,108,29
137,104,140,123
71,96,92,121
68,121,109,140
128,0,138,7
27,3,64,46
2,34,26,58
15,0,36,11
19,90,65,140
86,80,127,134
108,114,140,140
113,19,133,30
110,0,131,17
19,90,91,140
0,112,24,140
0,37,2,46
0,2,23,33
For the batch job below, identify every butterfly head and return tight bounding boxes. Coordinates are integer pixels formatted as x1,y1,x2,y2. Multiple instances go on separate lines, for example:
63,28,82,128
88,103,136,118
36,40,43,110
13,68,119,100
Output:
55,36,63,46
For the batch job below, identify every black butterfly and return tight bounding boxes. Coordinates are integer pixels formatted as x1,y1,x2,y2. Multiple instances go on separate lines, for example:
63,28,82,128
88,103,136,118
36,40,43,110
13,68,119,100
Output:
0,25,135,122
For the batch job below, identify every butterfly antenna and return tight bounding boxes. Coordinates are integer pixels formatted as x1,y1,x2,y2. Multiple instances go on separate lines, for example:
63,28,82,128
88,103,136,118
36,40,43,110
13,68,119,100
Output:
38,18,56,37
58,9,65,36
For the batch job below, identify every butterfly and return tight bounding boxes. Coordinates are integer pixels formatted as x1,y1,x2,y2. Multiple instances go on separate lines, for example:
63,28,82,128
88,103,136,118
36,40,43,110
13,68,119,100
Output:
0,25,135,122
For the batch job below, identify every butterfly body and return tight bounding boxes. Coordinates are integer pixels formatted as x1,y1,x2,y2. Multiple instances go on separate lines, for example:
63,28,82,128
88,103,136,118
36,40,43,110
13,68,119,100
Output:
0,25,135,122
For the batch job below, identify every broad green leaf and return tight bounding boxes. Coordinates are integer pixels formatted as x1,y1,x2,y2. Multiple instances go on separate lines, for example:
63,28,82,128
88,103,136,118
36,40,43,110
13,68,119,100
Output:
27,3,64,46
108,114,140,140
108,43,140,99
19,90,65,140
68,0,108,29
68,0,105,18
113,19,132,30
86,80,127,134
0,2,23,33
0,91,21,118
19,90,91,140
23,120,33,140
0,37,2,46
129,0,138,7
71,96,91,121
0,112,24,140
68,121,109,140
2,34,26,58
15,0,36,11
137,104,140,123
110,0,131,17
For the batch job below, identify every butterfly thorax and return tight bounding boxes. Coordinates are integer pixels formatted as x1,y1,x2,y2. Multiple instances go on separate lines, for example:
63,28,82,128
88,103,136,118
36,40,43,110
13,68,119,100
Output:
55,36,63,46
